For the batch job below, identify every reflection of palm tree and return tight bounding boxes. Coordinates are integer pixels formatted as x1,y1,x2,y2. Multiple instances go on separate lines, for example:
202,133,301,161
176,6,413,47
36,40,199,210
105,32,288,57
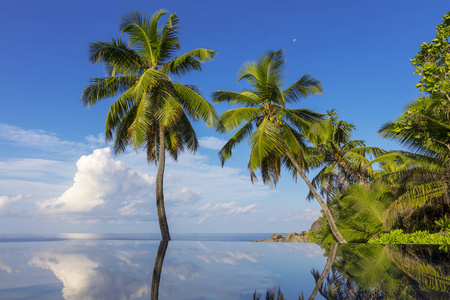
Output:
333,243,450,299
151,241,169,300
308,243,338,300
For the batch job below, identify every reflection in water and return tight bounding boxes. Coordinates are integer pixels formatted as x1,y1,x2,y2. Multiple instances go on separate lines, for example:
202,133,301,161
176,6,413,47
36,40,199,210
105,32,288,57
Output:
254,243,450,300
151,241,168,300
0,240,448,299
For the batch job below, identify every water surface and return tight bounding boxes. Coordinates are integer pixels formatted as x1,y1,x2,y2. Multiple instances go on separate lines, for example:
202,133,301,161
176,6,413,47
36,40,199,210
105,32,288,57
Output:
0,235,447,299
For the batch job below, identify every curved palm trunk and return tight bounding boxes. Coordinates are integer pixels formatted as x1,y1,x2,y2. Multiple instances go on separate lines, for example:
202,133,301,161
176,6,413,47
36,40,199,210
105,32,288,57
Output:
308,243,338,300
285,151,347,243
156,125,171,241
151,241,169,300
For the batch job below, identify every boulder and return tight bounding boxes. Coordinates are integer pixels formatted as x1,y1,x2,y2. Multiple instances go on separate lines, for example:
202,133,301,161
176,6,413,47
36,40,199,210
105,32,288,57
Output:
310,218,323,231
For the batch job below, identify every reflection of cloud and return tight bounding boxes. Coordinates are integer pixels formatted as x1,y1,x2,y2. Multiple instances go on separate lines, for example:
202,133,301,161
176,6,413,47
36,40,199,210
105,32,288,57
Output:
197,201,259,223
29,251,150,300
164,261,200,281
196,242,263,265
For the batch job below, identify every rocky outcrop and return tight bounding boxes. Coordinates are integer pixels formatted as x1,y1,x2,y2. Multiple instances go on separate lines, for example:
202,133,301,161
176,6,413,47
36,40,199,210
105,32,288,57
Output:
252,231,310,242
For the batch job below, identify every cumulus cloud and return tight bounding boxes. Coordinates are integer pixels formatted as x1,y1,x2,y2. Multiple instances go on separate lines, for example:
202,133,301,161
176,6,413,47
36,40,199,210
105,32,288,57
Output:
37,148,155,222
196,201,259,223
0,194,25,211
198,136,227,150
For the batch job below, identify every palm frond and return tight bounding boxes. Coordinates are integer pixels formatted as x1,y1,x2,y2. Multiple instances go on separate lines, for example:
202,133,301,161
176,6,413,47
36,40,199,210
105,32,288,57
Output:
216,107,261,132
82,76,137,106
282,74,323,103
172,83,217,126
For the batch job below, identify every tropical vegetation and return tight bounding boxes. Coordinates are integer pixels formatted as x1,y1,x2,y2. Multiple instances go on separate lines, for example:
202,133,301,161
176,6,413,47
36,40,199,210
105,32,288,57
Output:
82,8,450,244
212,49,347,243
82,10,217,241
309,11,450,244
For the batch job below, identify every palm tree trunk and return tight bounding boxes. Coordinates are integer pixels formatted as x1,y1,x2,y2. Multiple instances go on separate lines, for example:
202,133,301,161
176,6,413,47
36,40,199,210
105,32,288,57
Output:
151,241,169,300
308,243,338,300
285,151,347,243
156,125,171,241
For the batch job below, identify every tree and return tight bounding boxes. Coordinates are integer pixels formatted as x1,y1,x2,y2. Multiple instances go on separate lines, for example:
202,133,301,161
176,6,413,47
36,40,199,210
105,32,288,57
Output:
213,49,347,243
307,110,385,203
411,11,450,99
82,10,217,240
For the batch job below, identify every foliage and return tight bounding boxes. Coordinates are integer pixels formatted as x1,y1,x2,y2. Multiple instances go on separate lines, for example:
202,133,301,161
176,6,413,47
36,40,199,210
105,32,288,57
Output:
411,11,450,96
83,10,217,160
307,110,385,202
213,49,323,185
368,229,450,246
311,183,394,243
435,215,450,232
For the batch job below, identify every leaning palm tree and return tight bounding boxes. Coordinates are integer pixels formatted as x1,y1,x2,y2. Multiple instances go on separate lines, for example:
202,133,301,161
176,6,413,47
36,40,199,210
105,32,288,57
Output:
82,10,217,240
213,49,347,243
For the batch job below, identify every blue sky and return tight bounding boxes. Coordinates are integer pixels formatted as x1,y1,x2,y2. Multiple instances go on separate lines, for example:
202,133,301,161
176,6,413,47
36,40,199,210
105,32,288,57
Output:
1,0,449,234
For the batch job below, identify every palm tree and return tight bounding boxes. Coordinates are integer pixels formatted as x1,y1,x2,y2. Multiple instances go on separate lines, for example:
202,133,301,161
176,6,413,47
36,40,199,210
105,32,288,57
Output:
82,10,217,240
306,110,385,203
213,49,347,243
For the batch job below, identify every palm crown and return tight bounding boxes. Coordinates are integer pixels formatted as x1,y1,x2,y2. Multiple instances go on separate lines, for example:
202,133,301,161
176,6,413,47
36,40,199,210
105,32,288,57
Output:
213,49,323,185
82,10,217,160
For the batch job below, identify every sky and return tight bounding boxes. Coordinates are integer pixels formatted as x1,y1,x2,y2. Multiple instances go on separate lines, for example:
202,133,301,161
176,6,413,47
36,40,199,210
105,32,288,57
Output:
0,0,449,234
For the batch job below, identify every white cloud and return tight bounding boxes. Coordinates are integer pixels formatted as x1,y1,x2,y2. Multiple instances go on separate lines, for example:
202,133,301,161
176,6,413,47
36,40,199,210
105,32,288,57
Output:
293,38,297,42
198,136,227,150
37,148,155,222
0,123,85,154
0,194,25,211
166,188,201,206
197,201,259,223
285,208,320,222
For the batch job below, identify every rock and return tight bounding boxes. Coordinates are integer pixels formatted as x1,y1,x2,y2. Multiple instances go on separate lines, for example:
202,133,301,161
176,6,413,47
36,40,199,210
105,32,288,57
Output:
253,231,310,243
271,233,282,240
310,218,323,231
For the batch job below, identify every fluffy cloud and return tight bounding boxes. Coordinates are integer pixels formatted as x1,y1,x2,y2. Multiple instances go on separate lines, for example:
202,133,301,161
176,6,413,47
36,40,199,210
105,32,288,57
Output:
198,136,227,150
37,148,154,221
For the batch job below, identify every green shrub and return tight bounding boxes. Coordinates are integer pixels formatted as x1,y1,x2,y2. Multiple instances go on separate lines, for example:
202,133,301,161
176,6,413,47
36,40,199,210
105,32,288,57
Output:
369,229,450,246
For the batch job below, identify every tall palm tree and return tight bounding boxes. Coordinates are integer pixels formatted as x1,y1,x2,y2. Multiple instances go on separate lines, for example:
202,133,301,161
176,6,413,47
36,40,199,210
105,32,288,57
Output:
82,10,217,241
213,49,347,243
